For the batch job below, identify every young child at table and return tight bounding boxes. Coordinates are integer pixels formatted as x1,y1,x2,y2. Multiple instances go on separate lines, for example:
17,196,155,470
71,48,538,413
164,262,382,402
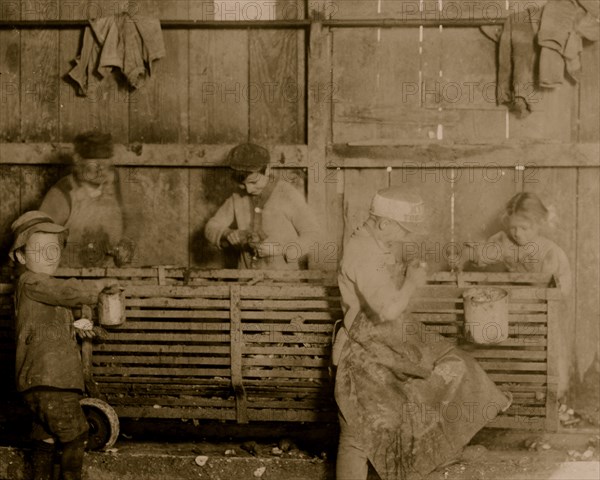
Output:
466,192,571,295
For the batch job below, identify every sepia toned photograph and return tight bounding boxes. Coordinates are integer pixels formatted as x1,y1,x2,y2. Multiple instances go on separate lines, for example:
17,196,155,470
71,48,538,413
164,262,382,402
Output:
0,1,598,479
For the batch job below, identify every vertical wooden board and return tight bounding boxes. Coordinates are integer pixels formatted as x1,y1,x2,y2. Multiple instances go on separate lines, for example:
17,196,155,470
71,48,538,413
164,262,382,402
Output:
0,0,21,142
0,166,21,262
437,0,507,20
58,0,130,142
129,0,189,143
325,167,344,268
525,168,577,397
249,29,304,144
189,30,249,143
575,168,600,380
189,168,239,269
332,28,422,143
189,0,215,20
342,169,388,246
20,165,68,214
579,42,600,142
276,0,304,20
118,168,189,266
20,0,59,141
509,83,575,142
326,0,378,19
390,168,452,272
454,167,521,245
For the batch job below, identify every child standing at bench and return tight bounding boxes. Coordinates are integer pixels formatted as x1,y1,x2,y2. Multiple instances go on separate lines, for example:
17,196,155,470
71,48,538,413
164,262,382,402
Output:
466,192,572,295
9,211,118,480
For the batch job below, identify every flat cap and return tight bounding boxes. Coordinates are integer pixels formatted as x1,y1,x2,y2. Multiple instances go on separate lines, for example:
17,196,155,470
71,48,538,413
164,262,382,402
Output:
227,143,270,172
73,131,114,159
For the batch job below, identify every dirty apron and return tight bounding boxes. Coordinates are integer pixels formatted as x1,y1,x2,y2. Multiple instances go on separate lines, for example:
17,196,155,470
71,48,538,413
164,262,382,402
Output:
334,311,510,480
62,176,124,268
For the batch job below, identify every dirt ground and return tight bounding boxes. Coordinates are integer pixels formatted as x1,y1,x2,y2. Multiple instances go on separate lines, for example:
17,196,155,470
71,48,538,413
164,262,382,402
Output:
1,419,599,479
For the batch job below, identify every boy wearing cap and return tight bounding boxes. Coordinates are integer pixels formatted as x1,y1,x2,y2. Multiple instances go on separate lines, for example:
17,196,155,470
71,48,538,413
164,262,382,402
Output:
205,143,320,270
9,211,118,480
334,188,511,480
40,131,134,268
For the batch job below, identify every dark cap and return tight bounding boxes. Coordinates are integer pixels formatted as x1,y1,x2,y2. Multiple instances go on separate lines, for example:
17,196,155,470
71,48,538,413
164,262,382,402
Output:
73,131,114,159
9,211,67,261
227,143,270,172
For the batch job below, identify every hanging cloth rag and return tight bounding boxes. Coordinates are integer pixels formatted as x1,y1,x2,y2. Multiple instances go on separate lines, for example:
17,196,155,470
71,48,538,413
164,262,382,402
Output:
69,12,166,96
538,0,599,87
480,7,541,118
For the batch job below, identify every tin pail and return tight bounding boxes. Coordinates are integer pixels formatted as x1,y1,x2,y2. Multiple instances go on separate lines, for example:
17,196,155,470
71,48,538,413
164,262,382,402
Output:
463,287,509,344
98,290,126,327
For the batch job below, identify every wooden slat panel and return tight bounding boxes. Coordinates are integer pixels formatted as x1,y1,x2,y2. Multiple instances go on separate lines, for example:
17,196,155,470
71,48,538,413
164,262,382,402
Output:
244,346,328,356
243,368,328,379
93,355,230,366
240,285,340,298
126,297,230,308
111,321,230,331
478,361,546,371
242,323,333,333
240,299,340,310
487,415,545,430
126,285,230,297
243,333,330,344
94,366,231,377
124,310,230,319
114,406,236,420
488,373,547,383
94,344,230,354
471,349,546,360
106,332,230,342
0,166,20,257
107,396,234,407
245,357,327,367
240,311,337,321
579,41,600,142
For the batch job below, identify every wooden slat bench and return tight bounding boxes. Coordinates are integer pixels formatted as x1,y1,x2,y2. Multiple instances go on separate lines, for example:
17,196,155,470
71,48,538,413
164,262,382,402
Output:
0,268,561,431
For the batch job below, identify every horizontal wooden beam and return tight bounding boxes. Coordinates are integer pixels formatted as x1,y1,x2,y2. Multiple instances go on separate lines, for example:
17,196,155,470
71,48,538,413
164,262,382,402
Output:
323,18,505,28
328,143,600,168
0,143,308,168
0,20,311,29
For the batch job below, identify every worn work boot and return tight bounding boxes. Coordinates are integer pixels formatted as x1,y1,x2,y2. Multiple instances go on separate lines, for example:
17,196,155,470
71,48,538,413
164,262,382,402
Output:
31,441,56,480
59,434,87,480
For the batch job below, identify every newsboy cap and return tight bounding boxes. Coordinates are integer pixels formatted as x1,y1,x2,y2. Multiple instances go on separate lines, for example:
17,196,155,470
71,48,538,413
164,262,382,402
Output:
73,131,114,159
9,211,67,261
227,143,270,172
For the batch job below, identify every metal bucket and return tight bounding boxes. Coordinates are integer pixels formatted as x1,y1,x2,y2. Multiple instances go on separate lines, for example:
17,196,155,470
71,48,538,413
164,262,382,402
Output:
462,287,509,344
98,290,126,327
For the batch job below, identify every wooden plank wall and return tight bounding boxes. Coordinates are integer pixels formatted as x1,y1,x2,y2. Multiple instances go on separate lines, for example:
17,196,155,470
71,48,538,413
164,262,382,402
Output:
0,0,598,403
0,0,306,268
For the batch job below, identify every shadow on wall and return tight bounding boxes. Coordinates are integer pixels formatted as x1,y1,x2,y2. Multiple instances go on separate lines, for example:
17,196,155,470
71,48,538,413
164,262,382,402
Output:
191,168,239,268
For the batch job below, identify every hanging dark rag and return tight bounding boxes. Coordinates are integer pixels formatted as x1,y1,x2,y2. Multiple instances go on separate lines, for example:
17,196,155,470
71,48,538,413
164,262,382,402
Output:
538,0,599,87
69,12,166,96
481,7,541,119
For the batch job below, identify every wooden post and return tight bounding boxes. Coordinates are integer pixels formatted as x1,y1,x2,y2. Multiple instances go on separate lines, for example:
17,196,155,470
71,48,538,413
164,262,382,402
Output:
229,285,248,423
307,16,333,270
545,290,561,432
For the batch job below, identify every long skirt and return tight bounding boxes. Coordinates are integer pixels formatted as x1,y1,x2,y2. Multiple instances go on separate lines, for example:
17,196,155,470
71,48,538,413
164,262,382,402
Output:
334,312,511,480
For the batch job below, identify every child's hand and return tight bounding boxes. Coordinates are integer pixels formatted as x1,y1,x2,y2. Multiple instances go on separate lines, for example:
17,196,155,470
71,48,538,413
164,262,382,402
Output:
101,284,122,295
74,318,93,330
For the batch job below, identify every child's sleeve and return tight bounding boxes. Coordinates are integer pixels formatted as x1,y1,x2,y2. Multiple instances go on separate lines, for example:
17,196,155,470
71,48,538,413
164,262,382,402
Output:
204,196,235,249
476,231,509,266
541,246,572,296
22,274,100,307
